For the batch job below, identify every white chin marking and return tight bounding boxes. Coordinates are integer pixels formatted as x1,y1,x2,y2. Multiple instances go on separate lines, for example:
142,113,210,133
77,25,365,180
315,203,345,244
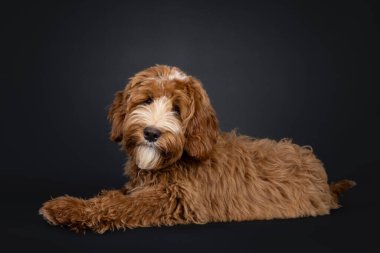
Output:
136,145,160,170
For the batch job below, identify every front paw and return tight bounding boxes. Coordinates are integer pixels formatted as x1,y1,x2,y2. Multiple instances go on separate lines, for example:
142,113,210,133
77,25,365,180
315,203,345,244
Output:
39,195,87,230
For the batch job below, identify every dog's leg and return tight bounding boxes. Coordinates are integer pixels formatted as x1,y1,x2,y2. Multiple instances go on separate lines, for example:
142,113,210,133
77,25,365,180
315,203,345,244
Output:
40,187,187,233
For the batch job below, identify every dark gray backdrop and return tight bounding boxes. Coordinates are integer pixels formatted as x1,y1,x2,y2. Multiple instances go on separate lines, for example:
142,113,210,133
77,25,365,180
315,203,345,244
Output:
5,0,380,252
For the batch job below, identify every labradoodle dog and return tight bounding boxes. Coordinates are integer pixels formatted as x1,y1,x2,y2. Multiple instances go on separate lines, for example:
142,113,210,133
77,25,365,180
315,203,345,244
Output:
40,65,355,233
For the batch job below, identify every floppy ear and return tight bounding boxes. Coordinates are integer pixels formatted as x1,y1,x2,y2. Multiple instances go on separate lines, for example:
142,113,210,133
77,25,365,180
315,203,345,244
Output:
108,91,126,142
184,78,219,160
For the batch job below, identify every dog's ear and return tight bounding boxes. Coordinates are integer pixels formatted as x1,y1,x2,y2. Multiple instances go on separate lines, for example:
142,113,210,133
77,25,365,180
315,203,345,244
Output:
108,91,126,142
184,78,219,160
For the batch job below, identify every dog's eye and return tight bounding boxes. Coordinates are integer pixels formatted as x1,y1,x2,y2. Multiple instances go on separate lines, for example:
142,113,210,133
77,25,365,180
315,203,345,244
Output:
142,98,153,105
172,105,180,115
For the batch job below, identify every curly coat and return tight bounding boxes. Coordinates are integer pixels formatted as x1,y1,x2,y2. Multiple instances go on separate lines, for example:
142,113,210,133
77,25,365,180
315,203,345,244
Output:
40,65,355,233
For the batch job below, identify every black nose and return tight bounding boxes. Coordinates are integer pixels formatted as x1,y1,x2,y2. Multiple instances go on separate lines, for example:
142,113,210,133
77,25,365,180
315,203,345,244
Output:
143,127,161,142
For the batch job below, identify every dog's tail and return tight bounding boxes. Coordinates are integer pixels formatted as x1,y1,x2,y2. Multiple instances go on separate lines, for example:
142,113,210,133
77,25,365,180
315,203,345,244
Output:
329,179,356,207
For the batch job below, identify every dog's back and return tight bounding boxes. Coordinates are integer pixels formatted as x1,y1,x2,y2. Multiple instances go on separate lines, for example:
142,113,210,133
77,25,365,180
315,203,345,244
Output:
189,132,356,222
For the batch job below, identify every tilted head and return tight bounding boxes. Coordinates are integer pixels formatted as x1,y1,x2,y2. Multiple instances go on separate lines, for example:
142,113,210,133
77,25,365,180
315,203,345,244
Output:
108,65,219,170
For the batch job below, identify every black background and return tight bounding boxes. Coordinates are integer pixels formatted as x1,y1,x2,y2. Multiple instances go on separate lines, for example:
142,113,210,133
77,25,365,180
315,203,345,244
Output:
5,0,380,252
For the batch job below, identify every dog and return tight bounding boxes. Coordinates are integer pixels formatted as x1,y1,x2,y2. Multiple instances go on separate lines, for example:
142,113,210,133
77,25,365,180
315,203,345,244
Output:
40,65,356,233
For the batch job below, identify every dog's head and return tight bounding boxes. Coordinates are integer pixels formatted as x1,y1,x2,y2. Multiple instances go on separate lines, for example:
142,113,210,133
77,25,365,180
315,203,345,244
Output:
108,65,219,170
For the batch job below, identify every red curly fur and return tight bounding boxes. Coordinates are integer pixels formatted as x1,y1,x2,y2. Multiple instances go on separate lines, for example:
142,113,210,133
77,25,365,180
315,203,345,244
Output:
40,65,356,233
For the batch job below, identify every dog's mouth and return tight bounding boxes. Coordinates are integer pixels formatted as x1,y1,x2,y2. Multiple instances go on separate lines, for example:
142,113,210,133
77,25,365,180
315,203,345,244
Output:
138,141,168,155
125,137,159,153
141,141,156,148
